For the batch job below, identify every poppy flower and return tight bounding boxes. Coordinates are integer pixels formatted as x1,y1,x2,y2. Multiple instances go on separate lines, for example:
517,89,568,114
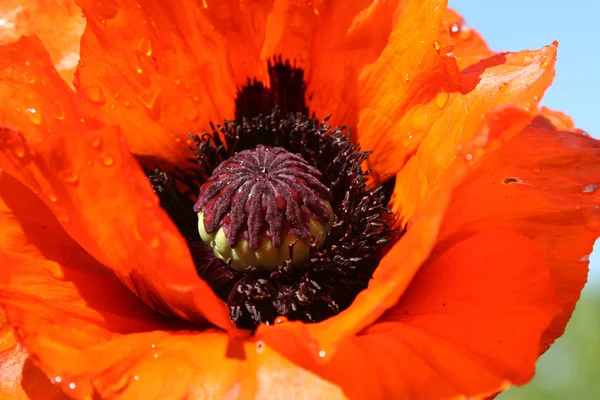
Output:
1,1,598,399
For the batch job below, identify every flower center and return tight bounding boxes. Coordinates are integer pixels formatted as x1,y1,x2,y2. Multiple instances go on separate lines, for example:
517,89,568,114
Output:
146,59,395,330
194,145,334,271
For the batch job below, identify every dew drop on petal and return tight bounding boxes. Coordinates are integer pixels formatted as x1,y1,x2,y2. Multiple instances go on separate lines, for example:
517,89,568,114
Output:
13,142,25,158
134,375,140,381
433,40,441,52
404,73,409,82
24,71,37,84
582,206,600,232
435,92,449,109
26,108,42,125
187,107,199,122
89,136,102,149
274,316,288,324
150,237,160,248
81,85,106,105
58,169,79,184
498,82,509,91
54,376,62,383
465,153,473,161
138,38,153,57
318,350,326,358
69,382,76,390
100,153,115,167
583,183,598,193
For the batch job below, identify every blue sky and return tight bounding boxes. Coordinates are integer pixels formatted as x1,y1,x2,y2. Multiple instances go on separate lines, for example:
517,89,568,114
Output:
449,0,600,284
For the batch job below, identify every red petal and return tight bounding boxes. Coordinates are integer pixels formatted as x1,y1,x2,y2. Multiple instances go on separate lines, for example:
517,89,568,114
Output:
0,37,232,329
438,124,599,352
75,0,266,168
261,231,558,399
0,1,84,84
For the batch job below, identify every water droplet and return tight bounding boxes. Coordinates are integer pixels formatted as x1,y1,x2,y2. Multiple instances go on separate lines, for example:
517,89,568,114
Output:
54,376,62,383
465,153,473,161
24,71,37,84
541,58,551,68
318,350,326,358
582,206,600,232
583,183,598,193
58,169,79,184
69,382,76,390
48,193,58,203
134,375,140,381
498,82,509,91
136,67,143,74
89,136,102,149
404,73,409,82
153,353,158,359
581,254,590,262
435,92,449,109
81,85,106,105
138,38,153,57
275,316,288,324
13,142,25,158
450,23,460,34
26,108,42,125
256,340,265,354
187,108,199,122
433,40,441,52
100,153,115,167
150,237,160,248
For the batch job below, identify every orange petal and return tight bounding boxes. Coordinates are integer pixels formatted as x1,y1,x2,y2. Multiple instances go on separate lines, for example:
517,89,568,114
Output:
536,106,577,132
295,0,462,184
438,124,599,353
391,43,558,225
0,37,233,329
443,8,494,69
1,255,344,399
0,0,84,84
0,123,232,330
263,230,558,399
75,0,266,168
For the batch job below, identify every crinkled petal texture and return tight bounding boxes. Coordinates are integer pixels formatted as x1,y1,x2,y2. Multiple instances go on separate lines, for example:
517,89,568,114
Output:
0,0,84,84
438,121,599,353
0,36,233,330
0,1,595,400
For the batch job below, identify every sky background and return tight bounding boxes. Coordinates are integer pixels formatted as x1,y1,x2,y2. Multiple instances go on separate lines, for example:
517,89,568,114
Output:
448,1,600,398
